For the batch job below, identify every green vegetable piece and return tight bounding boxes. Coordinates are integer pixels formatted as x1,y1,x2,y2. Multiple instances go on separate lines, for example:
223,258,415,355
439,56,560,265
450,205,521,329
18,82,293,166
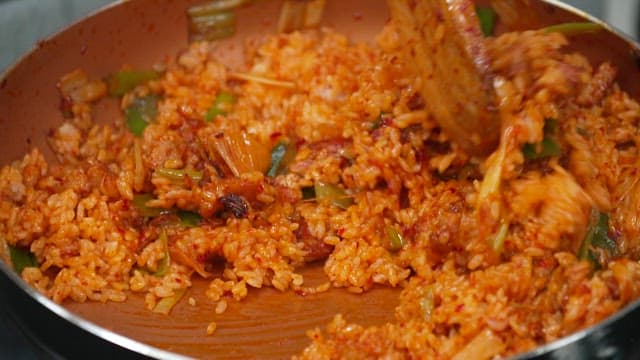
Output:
126,95,158,137
107,70,160,96
476,6,496,37
206,91,236,121
153,288,186,315
132,193,164,217
156,168,204,183
522,118,561,160
189,11,237,42
314,182,354,209
301,186,316,200
9,245,38,274
370,112,390,131
578,210,619,268
154,231,171,277
544,22,603,36
187,0,247,17
491,221,509,254
385,226,405,252
178,211,203,228
267,142,296,177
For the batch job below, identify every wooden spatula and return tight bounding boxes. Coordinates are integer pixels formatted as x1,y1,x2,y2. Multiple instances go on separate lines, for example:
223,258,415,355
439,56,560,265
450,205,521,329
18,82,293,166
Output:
388,0,500,156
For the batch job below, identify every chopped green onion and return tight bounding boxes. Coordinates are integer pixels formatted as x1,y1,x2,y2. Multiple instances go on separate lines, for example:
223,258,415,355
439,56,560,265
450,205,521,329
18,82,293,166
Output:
301,186,316,200
491,221,509,254
8,245,38,274
132,193,164,217
370,112,390,131
314,182,353,209
153,288,186,315
205,91,236,121
156,168,203,183
187,0,247,17
126,95,158,137
420,287,435,321
578,210,619,269
107,70,160,96
189,11,237,42
476,6,496,37
178,211,203,228
153,230,171,277
522,118,561,160
385,226,405,252
544,22,603,36
267,142,296,177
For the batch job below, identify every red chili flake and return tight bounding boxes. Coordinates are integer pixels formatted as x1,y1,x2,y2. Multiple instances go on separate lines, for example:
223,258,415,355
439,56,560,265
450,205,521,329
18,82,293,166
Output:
455,304,464,312
270,132,283,140
337,228,346,236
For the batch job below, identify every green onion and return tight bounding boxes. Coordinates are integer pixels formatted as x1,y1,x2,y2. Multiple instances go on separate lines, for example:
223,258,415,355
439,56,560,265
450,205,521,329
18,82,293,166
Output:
153,288,186,315
189,11,237,42
177,211,203,228
544,22,603,36
370,112,390,131
156,168,203,183
126,95,158,137
420,287,435,320
132,193,164,217
522,118,561,160
578,210,619,269
107,70,160,96
267,142,296,177
8,245,38,274
314,182,353,209
385,226,405,252
491,221,509,254
187,0,247,17
205,91,236,121
153,231,171,277
476,6,496,37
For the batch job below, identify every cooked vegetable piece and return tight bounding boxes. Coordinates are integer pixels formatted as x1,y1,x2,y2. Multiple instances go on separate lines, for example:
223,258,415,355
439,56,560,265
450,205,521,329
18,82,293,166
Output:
206,91,236,121
133,193,164,217
9,245,38,274
386,226,405,252
156,168,204,183
544,22,603,36
154,230,171,277
210,125,271,176
278,0,326,33
126,95,158,137
107,70,159,96
153,288,186,315
267,142,296,177
178,211,203,228
187,0,247,16
228,72,296,88
491,221,509,254
476,6,496,37
578,210,619,268
314,182,353,209
188,7,237,42
522,118,561,160
370,112,391,131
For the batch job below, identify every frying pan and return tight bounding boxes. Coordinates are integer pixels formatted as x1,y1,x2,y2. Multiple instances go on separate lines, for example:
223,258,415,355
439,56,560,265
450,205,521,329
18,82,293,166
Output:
1,0,640,358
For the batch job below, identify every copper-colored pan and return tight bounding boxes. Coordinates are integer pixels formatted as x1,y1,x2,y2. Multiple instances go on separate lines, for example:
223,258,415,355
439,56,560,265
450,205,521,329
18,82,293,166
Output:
1,1,640,359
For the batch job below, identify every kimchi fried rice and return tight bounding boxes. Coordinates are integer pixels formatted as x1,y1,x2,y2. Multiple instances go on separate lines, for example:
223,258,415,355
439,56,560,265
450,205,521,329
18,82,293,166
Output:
2,10,640,360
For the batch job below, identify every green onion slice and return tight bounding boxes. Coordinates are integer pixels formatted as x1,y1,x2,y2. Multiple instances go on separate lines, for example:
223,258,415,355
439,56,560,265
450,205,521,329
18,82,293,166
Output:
522,118,561,160
578,210,619,269
156,168,204,183
206,91,236,121
314,182,354,209
178,211,203,228
9,245,38,274
385,226,405,252
187,0,248,17
267,142,296,177
107,70,160,96
133,193,165,217
126,95,159,137
153,230,171,277
476,6,496,37
153,288,186,315
544,22,603,36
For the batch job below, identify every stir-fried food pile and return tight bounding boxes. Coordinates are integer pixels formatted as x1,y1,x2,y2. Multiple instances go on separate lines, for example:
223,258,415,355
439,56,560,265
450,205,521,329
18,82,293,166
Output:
2,1,640,359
